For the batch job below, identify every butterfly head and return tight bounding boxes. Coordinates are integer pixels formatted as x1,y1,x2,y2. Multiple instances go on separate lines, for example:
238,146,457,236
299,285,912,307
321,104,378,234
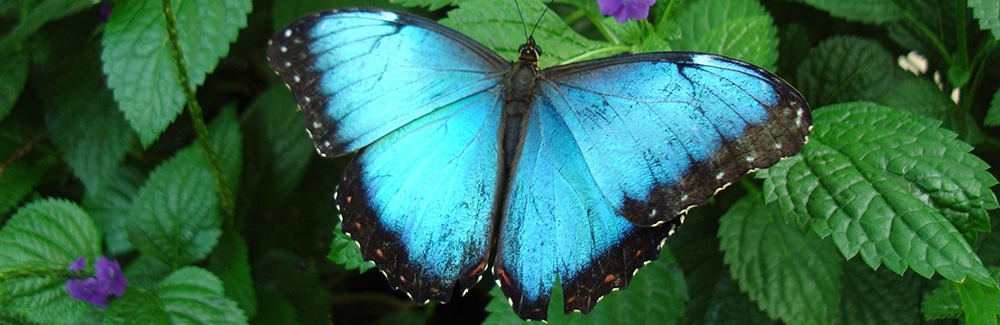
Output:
518,36,542,64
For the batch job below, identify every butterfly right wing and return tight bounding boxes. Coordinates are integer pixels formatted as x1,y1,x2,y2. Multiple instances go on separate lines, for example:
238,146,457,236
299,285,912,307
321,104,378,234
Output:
269,9,508,303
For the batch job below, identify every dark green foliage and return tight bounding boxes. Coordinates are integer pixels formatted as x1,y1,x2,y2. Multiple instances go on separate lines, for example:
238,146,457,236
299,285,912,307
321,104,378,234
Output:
0,0,998,324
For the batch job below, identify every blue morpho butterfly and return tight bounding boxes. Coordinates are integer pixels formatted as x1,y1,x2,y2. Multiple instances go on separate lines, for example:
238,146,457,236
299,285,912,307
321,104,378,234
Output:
268,7,811,321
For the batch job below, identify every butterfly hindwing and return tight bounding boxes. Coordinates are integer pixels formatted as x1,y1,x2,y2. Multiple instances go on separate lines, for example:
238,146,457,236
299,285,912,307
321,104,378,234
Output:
495,53,809,320
269,9,508,304
268,9,507,156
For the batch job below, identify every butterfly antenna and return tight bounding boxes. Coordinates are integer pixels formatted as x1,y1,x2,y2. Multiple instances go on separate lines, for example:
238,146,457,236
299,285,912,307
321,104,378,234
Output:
528,0,555,38
514,0,529,41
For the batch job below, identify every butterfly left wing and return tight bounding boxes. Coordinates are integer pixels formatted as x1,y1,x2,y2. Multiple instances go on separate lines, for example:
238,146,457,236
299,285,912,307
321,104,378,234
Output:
495,52,810,320
269,9,509,304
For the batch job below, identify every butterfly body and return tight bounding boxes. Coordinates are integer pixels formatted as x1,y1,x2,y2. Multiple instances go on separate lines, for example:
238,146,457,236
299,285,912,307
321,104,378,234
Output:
269,8,810,321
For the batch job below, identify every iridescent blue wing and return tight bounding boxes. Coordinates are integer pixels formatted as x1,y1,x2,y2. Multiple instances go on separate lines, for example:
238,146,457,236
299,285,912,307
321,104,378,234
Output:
494,53,810,320
268,9,507,303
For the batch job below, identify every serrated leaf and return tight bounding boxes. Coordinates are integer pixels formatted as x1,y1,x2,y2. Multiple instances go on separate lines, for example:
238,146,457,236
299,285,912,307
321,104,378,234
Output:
795,36,906,107
718,196,841,325
671,0,778,71
969,0,1000,39
922,279,963,320
483,250,687,324
985,88,1000,126
444,0,605,66
760,102,997,286
238,86,312,218
0,51,28,121
0,199,101,325
878,77,987,147
104,286,171,325
127,145,221,268
0,0,94,53
82,167,146,255
329,222,375,273
155,267,247,324
101,0,251,146
207,227,257,318
797,0,903,24
840,257,923,325
43,42,135,192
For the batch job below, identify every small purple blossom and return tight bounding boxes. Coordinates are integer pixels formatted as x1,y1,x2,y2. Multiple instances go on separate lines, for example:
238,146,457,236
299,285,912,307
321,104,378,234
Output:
598,0,656,24
66,257,128,308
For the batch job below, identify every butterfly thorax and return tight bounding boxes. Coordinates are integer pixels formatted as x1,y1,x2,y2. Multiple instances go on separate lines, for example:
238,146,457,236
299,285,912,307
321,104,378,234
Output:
499,37,543,170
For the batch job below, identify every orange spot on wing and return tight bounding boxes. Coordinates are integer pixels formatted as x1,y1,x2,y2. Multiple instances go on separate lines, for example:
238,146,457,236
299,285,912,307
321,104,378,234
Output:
634,250,643,257
567,296,576,304
498,269,511,285
375,249,384,258
346,196,352,204
354,222,361,230
604,274,616,283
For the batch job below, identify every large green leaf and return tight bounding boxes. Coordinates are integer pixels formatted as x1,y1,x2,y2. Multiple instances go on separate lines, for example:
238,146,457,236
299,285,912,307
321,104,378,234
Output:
922,271,1000,323
101,0,251,146
483,250,687,324
43,43,135,192
210,105,243,199
0,199,102,325
126,144,222,268
105,286,171,325
796,0,903,24
969,0,1000,39
671,0,778,71
105,267,247,325
208,227,257,318
795,36,906,107
718,196,842,325
760,102,997,285
444,0,605,66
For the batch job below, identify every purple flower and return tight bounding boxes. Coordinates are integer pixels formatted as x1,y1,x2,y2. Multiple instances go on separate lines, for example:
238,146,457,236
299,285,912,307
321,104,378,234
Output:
66,257,128,308
598,0,656,24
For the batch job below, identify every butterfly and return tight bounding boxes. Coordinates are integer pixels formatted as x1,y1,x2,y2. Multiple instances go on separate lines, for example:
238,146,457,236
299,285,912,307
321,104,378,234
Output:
268,7,811,321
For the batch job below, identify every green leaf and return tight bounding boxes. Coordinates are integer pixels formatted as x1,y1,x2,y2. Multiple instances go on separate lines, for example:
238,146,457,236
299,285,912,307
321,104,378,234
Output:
0,51,28,121
209,105,243,197
238,86,313,218
0,0,94,53
127,144,222,268
329,222,375,273
985,88,1000,126
43,42,135,192
795,36,906,107
718,196,842,325
105,286,171,325
878,77,987,152
82,167,146,255
0,199,101,325
671,0,779,71
155,267,247,324
840,258,924,325
207,227,257,318
101,0,252,146
955,271,1000,324
483,250,687,324
797,0,903,24
760,102,997,285
444,0,605,66
969,0,1000,39
123,255,173,290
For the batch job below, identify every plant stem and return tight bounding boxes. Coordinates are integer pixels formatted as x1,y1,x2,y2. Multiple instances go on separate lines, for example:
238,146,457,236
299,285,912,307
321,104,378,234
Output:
160,0,235,225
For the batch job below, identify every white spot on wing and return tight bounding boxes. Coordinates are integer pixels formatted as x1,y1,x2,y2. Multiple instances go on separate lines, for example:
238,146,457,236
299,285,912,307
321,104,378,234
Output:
293,75,301,83
280,46,288,53
775,143,783,149
716,171,725,180
284,29,292,38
